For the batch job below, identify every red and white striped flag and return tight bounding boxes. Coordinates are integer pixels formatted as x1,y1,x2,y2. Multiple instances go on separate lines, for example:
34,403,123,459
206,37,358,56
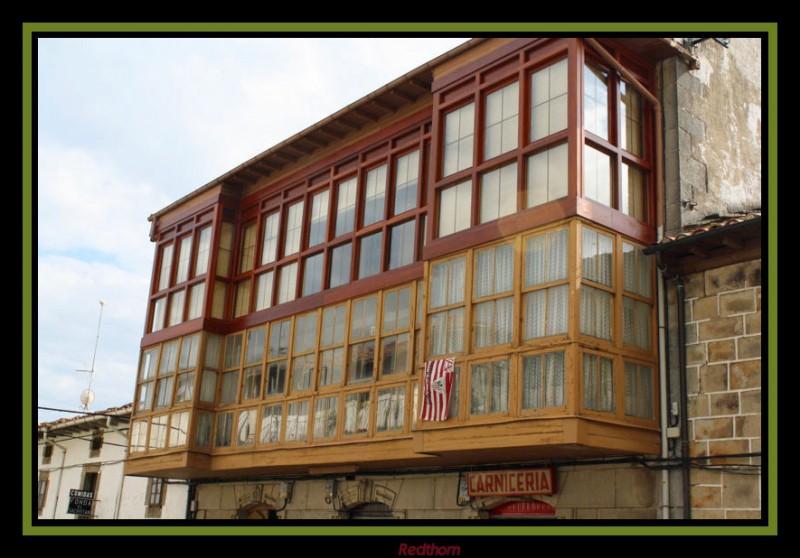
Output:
420,357,455,422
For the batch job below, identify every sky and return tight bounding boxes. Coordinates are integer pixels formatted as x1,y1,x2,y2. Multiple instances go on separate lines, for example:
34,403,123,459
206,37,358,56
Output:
36,36,470,424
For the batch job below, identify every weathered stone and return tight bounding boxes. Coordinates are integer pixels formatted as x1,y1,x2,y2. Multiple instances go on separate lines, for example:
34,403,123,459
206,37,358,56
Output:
720,290,756,316
745,311,761,334
726,510,762,520
709,439,750,465
196,484,222,511
688,395,709,418
615,468,657,508
694,417,734,440
684,273,706,299
685,322,698,344
745,261,762,287
690,440,709,458
730,360,761,390
735,415,761,438
596,508,657,519
740,390,761,414
575,508,598,519
756,287,761,311
737,335,761,359
700,363,728,392
687,365,700,395
394,477,434,510
692,509,725,519
691,485,721,509
705,264,748,295
218,484,238,511
699,316,744,341
722,474,760,508
554,469,615,508
433,475,459,510
686,344,707,365
709,392,739,416
691,468,722,486
693,296,719,321
707,340,736,363
684,300,694,323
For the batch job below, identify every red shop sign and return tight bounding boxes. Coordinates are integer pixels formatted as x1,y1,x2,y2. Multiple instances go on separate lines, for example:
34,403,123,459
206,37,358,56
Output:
467,468,556,497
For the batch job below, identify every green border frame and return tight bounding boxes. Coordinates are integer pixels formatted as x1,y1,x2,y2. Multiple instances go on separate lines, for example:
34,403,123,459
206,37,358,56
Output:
23,22,777,537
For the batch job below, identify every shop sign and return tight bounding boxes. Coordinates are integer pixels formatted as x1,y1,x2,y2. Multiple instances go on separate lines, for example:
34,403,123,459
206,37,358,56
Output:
467,468,556,497
67,489,94,515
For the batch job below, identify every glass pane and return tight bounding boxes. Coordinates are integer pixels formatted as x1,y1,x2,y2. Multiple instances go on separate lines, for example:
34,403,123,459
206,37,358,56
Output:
363,164,387,227
582,228,613,286
381,333,409,376
255,270,274,311
175,372,195,403
238,224,256,274
621,163,646,222
269,319,291,359
321,304,346,347
438,180,472,237
620,81,643,156
260,404,282,444
348,341,375,383
176,235,193,282
485,82,519,160
157,244,173,291
223,334,242,369
319,347,344,386
527,143,567,208
443,103,475,177
344,392,370,435
266,360,287,395
284,201,304,257
376,387,405,432
277,262,298,304
139,347,159,381
329,242,352,289
195,414,212,448
531,59,568,141
285,401,309,441
195,226,212,276
584,145,612,207
480,163,517,224
335,178,357,236
261,212,280,265
580,285,613,341
160,340,179,375
188,283,205,320
219,371,239,405
309,190,330,247
293,312,318,354
625,363,653,419
389,220,416,270
214,413,233,447
291,354,314,391
236,409,256,446
303,253,324,296
313,396,338,439
242,366,262,400
358,232,383,279
199,369,216,402
394,150,419,216
584,64,609,140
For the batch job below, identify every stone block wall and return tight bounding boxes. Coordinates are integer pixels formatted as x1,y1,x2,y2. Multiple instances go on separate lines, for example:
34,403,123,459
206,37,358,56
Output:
683,259,762,519
192,463,660,520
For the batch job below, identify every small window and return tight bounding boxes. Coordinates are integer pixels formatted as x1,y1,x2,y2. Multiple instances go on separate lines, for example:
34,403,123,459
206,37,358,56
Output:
479,163,517,224
484,81,519,160
363,165,387,227
438,180,471,238
42,443,54,465
470,359,509,415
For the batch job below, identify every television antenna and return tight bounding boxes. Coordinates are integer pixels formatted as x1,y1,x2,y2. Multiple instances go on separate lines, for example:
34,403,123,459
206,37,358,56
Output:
76,300,105,411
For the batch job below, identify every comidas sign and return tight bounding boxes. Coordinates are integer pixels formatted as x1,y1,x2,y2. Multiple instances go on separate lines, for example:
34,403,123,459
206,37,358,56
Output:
67,489,94,515
466,468,556,497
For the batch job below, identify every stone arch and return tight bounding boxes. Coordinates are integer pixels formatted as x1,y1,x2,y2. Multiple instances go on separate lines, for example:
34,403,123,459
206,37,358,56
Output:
236,502,278,520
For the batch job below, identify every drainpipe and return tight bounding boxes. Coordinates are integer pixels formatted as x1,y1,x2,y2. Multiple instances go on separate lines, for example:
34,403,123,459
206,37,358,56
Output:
675,277,692,519
42,430,68,520
584,37,670,519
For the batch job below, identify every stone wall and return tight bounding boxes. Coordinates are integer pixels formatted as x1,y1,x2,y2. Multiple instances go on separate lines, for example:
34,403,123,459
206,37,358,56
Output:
683,259,762,519
192,463,660,520
662,38,762,236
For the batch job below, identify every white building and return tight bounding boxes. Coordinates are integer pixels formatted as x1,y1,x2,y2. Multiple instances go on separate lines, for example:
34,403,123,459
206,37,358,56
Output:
37,404,189,519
